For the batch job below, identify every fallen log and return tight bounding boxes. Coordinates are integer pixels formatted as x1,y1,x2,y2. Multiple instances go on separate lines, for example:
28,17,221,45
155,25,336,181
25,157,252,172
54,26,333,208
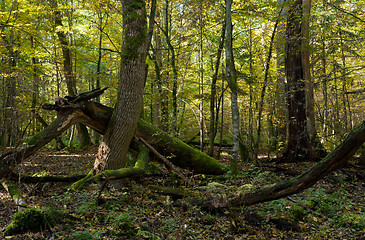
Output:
136,119,227,175
200,120,365,209
0,88,226,180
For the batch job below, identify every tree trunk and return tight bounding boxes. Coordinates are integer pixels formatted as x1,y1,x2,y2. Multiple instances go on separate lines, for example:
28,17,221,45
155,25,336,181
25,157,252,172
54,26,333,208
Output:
1,20,18,147
51,0,91,148
162,0,178,136
275,0,288,156
281,0,314,162
302,0,317,141
256,12,280,159
93,0,148,173
208,22,226,157
199,2,204,151
225,0,240,174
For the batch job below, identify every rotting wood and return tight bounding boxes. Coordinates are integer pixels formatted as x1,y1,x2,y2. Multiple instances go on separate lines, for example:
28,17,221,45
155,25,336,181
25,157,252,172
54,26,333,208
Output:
200,120,365,209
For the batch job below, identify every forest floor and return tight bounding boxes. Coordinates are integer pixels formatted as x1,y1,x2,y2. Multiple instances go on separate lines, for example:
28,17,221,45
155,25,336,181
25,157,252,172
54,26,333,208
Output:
1,145,365,240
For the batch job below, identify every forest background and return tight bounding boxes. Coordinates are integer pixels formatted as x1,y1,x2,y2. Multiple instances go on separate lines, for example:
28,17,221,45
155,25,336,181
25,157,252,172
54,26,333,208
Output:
0,0,364,157
0,0,365,238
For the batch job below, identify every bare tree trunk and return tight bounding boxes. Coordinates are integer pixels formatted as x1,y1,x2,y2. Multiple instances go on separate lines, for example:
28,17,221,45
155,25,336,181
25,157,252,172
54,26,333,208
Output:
208,22,225,157
275,0,288,156
199,1,204,151
302,0,317,141
256,12,280,159
321,40,328,144
225,0,239,174
281,0,314,162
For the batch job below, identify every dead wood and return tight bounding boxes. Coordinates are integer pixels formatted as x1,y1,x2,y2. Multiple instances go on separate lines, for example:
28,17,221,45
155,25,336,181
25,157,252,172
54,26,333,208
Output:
0,88,225,180
200,120,365,209
8,172,86,183
137,137,191,184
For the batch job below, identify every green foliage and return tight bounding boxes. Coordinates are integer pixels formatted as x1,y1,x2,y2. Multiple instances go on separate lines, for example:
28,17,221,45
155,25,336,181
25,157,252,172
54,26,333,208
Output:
4,208,64,236
106,212,138,238
69,229,105,240
256,185,364,234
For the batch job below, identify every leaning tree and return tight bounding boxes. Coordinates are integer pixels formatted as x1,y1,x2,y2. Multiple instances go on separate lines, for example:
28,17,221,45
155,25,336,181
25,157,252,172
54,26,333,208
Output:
0,0,364,210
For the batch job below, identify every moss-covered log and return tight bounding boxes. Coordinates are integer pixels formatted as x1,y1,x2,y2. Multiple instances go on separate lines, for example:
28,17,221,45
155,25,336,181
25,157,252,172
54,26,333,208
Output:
71,144,149,190
136,119,227,175
201,120,365,209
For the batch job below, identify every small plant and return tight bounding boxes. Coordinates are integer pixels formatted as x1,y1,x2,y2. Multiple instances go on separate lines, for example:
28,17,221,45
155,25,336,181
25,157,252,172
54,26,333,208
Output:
4,208,64,236
107,212,138,238
69,229,105,240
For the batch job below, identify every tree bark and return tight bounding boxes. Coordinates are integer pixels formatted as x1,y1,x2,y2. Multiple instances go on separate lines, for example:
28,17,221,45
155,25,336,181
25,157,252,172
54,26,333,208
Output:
225,0,240,174
281,0,314,162
93,0,148,173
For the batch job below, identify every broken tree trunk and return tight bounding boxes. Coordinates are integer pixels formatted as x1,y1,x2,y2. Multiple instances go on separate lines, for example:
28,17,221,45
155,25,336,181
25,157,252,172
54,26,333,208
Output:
0,88,110,180
0,88,226,180
201,120,365,209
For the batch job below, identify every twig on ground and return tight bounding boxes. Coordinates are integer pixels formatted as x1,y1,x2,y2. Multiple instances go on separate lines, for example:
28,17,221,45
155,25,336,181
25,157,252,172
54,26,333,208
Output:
137,137,193,185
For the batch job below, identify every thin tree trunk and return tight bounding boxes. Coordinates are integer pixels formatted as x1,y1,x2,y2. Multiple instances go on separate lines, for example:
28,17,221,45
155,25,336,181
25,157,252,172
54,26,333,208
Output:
225,0,239,174
199,1,204,151
51,0,91,148
321,40,328,144
248,26,255,153
302,0,317,141
208,22,226,156
256,12,280,159
162,0,178,136
275,0,288,155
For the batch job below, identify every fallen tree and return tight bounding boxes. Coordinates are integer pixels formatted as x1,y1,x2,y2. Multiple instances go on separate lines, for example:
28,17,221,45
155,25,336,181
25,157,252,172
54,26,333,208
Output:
0,88,364,210
0,88,226,181
199,120,365,209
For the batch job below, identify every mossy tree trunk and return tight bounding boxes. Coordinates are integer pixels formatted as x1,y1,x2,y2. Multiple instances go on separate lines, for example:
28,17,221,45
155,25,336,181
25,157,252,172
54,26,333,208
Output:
93,0,148,173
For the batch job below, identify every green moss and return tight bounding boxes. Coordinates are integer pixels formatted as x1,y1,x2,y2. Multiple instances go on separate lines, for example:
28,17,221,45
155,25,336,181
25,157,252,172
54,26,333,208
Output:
120,0,147,62
71,169,93,190
138,119,227,174
137,119,228,175
4,208,64,236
